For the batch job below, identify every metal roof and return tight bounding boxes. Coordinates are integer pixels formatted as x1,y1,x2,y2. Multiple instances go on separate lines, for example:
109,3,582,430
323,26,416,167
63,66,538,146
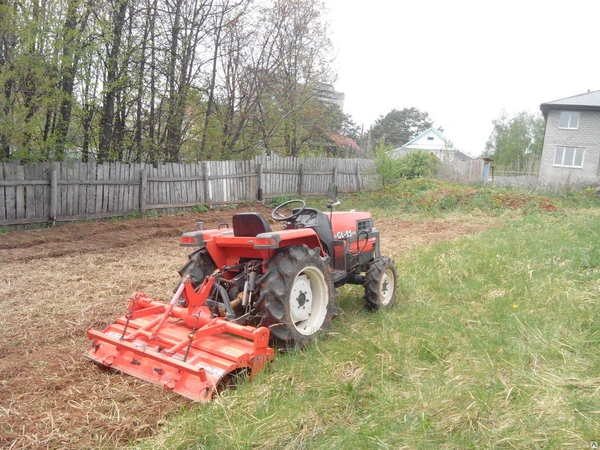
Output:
540,90,600,116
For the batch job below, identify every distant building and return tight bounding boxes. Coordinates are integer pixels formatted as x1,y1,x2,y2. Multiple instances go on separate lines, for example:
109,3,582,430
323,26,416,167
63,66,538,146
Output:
538,90,600,185
390,127,471,162
315,84,345,110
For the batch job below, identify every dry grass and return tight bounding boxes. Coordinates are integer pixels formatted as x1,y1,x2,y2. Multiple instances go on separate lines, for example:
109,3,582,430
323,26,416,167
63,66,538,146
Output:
0,241,190,449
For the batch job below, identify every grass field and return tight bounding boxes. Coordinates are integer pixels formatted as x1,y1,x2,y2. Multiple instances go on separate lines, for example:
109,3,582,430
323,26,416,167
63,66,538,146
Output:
137,182,600,449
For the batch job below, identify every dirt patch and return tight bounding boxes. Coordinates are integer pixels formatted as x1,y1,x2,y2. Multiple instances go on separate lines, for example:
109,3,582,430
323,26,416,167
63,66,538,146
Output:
0,204,496,449
491,192,558,212
0,204,278,264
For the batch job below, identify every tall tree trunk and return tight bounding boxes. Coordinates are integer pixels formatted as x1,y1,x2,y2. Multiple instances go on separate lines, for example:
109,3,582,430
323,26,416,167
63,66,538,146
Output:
200,9,224,156
98,0,128,162
114,3,134,160
115,91,125,160
0,0,14,159
81,104,93,162
133,0,157,162
148,0,158,161
0,79,11,159
163,0,182,162
80,48,98,162
54,0,90,160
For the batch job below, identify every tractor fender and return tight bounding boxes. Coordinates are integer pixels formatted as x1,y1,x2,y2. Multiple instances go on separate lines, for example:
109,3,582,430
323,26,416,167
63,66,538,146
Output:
255,228,325,257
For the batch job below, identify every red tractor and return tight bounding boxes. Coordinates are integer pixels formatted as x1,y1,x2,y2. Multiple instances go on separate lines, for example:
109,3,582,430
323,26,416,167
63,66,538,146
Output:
87,194,397,401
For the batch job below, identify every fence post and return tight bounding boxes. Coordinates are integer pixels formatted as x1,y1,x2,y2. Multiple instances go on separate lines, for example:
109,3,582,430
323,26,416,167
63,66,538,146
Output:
297,164,304,196
354,163,361,192
49,167,58,224
139,169,147,213
257,163,263,201
202,162,211,205
332,166,337,185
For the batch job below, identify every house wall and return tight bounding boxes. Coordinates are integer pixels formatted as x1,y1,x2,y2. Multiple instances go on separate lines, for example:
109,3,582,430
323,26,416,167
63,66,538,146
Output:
394,130,453,161
538,109,600,185
403,130,447,152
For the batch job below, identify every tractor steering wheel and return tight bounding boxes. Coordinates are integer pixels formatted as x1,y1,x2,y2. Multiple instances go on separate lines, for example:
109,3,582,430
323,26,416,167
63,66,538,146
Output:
271,199,306,221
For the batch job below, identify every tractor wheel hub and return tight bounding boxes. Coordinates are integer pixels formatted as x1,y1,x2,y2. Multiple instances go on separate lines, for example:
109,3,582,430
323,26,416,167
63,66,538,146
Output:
290,274,312,322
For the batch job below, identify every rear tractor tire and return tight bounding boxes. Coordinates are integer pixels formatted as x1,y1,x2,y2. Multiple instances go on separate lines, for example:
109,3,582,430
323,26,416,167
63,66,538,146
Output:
364,257,398,311
259,245,336,348
178,248,216,289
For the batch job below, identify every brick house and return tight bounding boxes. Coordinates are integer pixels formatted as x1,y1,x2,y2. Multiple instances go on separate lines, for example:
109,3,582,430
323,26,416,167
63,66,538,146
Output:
539,90,600,185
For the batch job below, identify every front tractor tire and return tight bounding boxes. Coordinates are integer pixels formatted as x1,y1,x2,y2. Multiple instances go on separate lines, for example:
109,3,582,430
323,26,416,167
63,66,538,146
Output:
364,257,398,311
259,245,336,348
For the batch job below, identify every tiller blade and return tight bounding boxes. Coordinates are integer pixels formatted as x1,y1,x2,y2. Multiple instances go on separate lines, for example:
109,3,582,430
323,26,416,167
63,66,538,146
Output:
85,276,274,401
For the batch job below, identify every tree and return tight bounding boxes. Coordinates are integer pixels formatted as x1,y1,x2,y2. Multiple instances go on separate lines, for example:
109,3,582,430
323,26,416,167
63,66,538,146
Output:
0,0,61,161
370,107,438,150
1,0,344,163
329,111,361,144
484,110,544,170
259,0,334,157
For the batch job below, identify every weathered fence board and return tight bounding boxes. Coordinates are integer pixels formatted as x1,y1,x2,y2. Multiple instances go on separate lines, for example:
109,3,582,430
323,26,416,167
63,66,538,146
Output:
15,164,25,219
0,164,6,221
34,164,44,218
59,163,66,217
84,160,92,214
5,163,16,220
24,164,35,219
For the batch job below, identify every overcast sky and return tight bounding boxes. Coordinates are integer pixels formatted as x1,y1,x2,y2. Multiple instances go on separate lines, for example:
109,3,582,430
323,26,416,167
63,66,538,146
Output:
325,0,600,156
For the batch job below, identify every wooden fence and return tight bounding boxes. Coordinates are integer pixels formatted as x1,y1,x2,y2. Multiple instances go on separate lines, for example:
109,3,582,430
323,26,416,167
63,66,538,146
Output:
437,158,486,183
0,155,377,226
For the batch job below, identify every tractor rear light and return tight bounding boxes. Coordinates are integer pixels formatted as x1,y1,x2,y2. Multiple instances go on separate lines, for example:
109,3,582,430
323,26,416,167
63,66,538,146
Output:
180,231,204,247
255,237,276,246
254,233,280,249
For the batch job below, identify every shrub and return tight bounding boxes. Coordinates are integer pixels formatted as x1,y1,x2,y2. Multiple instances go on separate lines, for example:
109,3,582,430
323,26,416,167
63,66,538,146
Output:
270,194,297,206
399,151,439,178
192,204,209,213
374,141,439,185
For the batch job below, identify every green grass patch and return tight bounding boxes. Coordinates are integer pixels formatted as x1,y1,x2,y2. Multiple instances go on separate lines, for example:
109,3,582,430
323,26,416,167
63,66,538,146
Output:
342,179,600,217
106,210,159,221
139,208,600,449
192,204,210,213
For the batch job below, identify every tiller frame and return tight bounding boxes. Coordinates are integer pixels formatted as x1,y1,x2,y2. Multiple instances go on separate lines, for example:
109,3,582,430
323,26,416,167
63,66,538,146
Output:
86,275,274,401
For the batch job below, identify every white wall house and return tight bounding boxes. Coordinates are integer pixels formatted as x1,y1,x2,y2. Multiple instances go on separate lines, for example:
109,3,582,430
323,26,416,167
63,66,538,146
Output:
390,127,471,162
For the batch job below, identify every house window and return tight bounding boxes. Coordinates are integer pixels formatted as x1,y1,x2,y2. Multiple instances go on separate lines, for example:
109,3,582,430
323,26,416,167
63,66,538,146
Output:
558,111,580,129
427,137,434,141
554,147,584,168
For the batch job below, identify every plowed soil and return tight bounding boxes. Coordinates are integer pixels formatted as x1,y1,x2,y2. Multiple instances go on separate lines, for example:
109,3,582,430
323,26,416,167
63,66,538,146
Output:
0,204,495,449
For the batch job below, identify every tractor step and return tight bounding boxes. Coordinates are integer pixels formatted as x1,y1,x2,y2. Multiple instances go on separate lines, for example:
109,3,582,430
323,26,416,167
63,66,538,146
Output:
331,269,348,285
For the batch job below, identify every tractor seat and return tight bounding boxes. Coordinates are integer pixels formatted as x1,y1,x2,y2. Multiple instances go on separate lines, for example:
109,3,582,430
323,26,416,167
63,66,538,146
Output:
232,212,272,237
289,208,335,257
